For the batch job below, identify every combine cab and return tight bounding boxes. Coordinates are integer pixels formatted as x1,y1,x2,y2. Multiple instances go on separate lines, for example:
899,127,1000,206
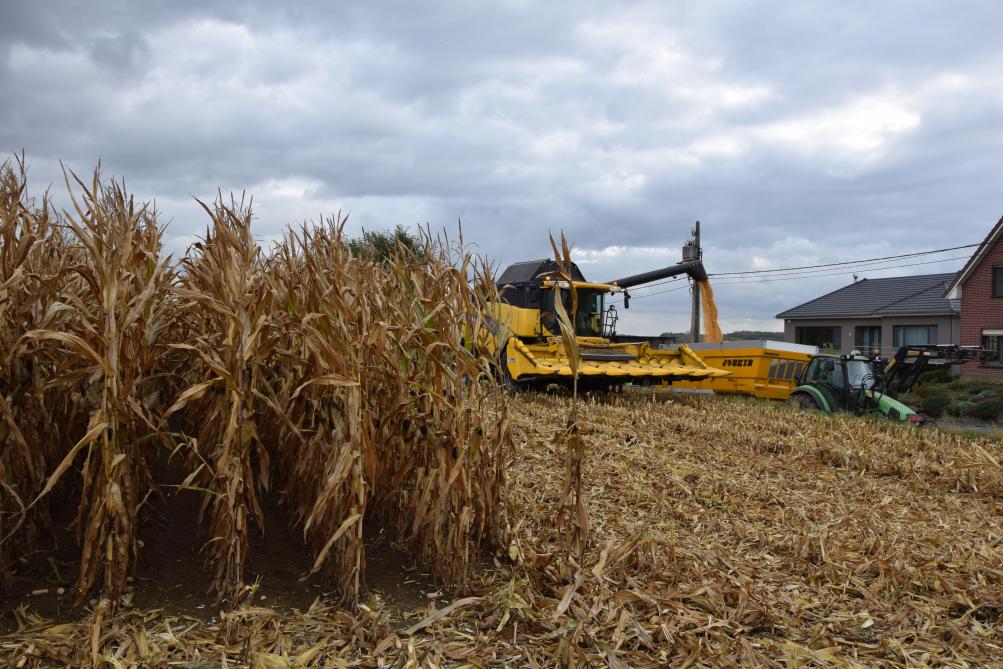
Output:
481,257,729,391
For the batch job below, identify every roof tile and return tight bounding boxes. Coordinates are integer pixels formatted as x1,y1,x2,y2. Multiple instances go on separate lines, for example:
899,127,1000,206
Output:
776,272,958,319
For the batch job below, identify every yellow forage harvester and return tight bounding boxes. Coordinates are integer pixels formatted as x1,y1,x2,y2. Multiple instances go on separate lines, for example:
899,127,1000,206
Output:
480,246,729,392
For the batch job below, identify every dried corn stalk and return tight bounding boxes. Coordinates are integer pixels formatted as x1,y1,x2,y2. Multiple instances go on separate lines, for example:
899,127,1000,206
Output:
19,167,172,602
548,232,590,560
279,220,511,596
167,196,277,603
0,155,69,581
1,155,512,609
262,222,368,606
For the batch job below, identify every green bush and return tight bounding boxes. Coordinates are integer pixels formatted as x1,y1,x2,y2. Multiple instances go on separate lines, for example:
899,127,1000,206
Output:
920,394,950,418
974,389,998,400
957,400,977,417
969,399,1003,421
918,369,951,385
948,379,965,391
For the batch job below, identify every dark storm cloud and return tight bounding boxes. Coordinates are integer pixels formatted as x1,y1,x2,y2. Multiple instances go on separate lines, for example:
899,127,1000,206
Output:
2,1,1002,332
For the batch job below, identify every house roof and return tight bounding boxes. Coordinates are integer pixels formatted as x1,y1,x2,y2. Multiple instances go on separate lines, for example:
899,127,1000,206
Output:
944,214,1003,298
776,272,960,319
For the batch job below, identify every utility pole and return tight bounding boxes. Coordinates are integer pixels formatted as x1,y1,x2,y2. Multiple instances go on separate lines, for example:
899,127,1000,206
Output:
689,221,701,343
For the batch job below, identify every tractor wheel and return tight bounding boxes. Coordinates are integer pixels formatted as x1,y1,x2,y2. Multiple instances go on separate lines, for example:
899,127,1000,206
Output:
788,392,819,411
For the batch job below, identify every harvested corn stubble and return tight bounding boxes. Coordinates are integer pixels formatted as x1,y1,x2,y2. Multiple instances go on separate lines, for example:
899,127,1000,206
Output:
6,392,1002,667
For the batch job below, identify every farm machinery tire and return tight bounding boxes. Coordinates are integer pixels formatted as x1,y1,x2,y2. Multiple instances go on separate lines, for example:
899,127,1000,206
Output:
788,392,819,411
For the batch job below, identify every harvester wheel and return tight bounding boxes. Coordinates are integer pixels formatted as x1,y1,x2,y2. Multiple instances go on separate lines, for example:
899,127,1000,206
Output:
496,343,521,394
788,392,819,411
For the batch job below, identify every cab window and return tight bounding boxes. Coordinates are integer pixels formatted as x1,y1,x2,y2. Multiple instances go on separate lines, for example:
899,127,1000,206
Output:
845,360,874,388
542,288,605,337
806,358,844,389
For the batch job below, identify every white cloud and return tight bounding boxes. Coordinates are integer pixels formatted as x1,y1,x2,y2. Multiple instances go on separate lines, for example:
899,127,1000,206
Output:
760,95,921,164
574,17,773,116
573,244,678,264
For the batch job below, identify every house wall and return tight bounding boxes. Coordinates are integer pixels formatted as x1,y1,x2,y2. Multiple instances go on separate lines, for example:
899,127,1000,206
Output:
959,238,1003,380
783,315,959,354
880,315,959,351
782,318,875,352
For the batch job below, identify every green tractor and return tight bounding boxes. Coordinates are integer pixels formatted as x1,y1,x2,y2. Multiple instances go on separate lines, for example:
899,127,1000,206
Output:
787,345,989,424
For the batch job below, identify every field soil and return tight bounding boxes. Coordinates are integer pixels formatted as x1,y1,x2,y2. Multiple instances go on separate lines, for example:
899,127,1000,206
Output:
3,392,1002,667
0,486,431,630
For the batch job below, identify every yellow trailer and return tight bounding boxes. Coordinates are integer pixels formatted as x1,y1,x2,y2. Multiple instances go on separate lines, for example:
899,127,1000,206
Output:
668,340,818,400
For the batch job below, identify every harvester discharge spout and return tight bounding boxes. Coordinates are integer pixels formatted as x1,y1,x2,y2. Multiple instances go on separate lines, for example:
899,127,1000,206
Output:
606,259,707,289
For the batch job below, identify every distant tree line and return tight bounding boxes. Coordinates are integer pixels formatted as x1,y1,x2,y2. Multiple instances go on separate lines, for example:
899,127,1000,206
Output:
660,330,784,343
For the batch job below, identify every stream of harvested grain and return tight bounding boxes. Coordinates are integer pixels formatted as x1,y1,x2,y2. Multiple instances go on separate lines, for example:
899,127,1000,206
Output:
698,279,723,342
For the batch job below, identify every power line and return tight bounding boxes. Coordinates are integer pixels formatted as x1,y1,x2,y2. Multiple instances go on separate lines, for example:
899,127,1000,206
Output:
708,253,966,280
603,241,978,306
626,275,685,293
628,250,967,295
630,251,960,293
707,242,980,277
616,241,978,295
707,254,970,284
630,284,691,299
608,283,690,305
613,253,969,303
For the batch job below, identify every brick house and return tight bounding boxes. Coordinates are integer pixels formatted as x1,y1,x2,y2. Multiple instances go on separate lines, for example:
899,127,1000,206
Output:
777,273,960,355
945,215,1003,379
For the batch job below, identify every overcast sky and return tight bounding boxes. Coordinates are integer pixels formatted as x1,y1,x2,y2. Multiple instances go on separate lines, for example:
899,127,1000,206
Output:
3,1,1002,333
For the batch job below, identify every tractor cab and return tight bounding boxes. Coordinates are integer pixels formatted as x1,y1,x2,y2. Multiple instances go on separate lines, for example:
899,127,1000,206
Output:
790,345,991,424
799,354,877,413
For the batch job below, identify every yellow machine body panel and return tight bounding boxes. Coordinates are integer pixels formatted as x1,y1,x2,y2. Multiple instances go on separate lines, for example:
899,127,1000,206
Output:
669,341,817,400
487,302,541,339
486,259,730,387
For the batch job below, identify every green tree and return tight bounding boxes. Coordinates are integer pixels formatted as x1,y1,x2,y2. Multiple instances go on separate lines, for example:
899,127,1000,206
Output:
347,225,423,261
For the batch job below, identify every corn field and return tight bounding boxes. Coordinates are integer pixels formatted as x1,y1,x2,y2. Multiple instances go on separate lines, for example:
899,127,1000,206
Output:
0,157,511,609
5,391,1003,667
3,157,1003,668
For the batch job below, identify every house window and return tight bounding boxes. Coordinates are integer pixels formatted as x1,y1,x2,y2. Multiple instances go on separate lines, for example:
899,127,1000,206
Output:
795,326,841,351
994,267,1003,297
982,333,1003,366
854,326,881,353
893,325,936,346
